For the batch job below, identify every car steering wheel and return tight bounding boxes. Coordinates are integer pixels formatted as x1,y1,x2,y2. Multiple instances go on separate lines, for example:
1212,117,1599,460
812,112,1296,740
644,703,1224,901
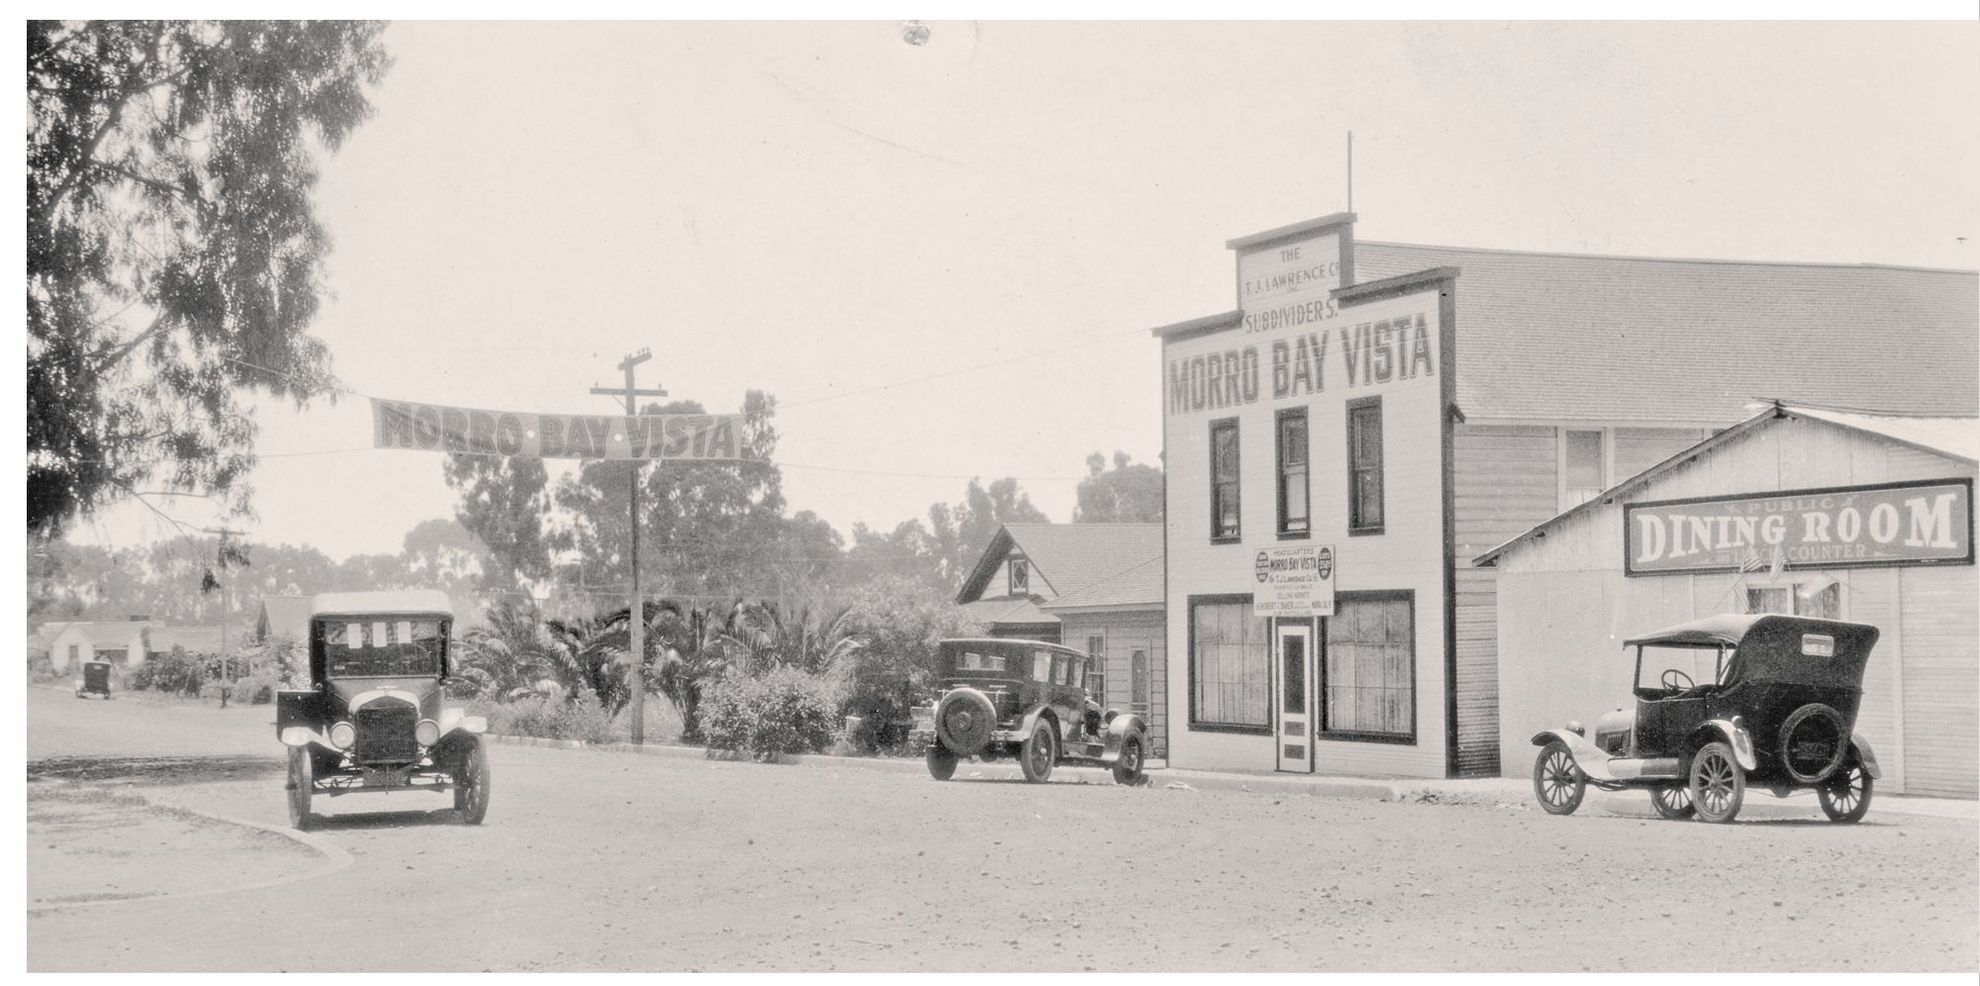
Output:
1660,668,1694,695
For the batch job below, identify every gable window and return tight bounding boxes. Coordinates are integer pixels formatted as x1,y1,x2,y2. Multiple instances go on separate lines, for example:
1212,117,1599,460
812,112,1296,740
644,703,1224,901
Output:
1321,591,1415,741
1008,557,1029,596
1189,595,1269,731
1562,428,1608,509
1276,408,1310,537
1210,419,1241,541
1347,397,1384,533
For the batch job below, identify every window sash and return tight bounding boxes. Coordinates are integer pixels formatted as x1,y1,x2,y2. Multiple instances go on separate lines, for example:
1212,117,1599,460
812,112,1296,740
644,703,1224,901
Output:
1277,410,1310,533
1210,420,1241,539
1191,598,1268,728
1348,401,1384,530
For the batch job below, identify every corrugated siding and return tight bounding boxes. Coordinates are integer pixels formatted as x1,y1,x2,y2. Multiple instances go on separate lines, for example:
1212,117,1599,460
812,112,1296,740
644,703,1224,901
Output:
1900,566,1979,798
1452,424,1558,777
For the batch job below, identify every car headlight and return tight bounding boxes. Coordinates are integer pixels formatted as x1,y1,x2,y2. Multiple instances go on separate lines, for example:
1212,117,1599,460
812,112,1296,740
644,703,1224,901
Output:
329,721,356,749
414,719,440,746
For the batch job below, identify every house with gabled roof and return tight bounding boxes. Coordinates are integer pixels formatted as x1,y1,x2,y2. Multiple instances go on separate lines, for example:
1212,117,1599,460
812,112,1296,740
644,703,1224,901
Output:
47,620,150,671
1150,211,1975,781
957,523,1169,754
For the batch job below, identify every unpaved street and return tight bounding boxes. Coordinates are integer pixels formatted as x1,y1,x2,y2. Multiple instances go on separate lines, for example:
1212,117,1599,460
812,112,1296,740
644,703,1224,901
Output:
25,687,1978,972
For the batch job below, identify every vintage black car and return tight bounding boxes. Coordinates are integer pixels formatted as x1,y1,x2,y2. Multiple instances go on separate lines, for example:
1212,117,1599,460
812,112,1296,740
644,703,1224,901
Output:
74,660,113,700
1531,613,1881,824
910,638,1149,785
275,591,491,829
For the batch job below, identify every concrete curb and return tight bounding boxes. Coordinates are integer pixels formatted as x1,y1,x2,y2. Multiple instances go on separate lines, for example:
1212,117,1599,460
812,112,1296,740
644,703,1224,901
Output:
482,731,1977,818
27,781,354,913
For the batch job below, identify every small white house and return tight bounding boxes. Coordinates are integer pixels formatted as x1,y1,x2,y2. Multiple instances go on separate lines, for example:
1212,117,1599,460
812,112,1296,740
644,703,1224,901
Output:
47,621,150,672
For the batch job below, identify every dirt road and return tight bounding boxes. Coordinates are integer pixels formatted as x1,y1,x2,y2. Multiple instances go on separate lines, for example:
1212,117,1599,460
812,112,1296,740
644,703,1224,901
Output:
25,686,1978,972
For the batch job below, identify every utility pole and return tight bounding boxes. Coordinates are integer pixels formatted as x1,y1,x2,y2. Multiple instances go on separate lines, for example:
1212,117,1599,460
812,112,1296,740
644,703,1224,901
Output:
199,526,245,686
592,348,666,744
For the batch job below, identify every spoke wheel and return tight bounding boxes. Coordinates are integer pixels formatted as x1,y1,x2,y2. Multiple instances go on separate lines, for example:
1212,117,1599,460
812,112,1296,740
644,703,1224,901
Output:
926,744,959,781
1019,719,1057,784
1112,733,1147,786
1650,783,1696,820
1532,741,1586,815
1688,740,1745,824
455,740,492,825
286,747,314,831
1817,763,1873,824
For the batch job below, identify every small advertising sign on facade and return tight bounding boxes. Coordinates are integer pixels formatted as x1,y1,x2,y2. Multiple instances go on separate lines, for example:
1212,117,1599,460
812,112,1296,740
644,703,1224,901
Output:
1624,479,1973,576
1253,544,1336,617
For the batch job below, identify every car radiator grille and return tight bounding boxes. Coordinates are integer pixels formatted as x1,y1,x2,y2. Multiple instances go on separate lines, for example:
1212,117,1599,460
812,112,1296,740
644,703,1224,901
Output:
354,704,420,763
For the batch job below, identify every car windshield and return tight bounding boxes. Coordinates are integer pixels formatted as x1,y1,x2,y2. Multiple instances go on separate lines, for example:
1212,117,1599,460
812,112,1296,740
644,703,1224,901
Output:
1636,644,1730,691
322,618,445,677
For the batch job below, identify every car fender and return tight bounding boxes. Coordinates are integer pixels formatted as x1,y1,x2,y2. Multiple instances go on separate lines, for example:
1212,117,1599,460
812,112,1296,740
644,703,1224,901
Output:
1100,711,1147,763
1531,728,1620,782
439,707,488,736
279,725,336,752
1849,733,1882,780
1015,705,1059,745
1688,718,1758,772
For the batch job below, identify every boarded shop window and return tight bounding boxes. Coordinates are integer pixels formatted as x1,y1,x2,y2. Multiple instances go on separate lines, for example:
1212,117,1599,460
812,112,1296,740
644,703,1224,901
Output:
1086,635,1107,699
1347,398,1384,533
1563,429,1606,508
1008,558,1029,595
1322,592,1414,740
1189,596,1268,730
1277,409,1310,536
1211,419,1241,540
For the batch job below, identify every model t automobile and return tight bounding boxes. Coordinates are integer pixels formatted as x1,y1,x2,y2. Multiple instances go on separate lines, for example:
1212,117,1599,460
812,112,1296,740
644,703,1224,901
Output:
910,638,1149,785
74,659,113,699
1532,614,1880,824
276,591,491,829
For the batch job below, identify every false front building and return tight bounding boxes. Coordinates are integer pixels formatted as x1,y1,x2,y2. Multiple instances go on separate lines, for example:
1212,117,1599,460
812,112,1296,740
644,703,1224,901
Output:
1152,212,1977,779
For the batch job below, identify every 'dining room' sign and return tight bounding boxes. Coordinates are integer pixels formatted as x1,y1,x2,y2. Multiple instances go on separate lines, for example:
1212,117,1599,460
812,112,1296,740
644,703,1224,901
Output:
1624,480,1973,576
371,398,747,461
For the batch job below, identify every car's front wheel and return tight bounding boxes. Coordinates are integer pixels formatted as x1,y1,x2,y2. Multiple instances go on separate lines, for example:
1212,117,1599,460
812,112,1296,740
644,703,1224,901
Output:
1111,732,1148,786
454,739,492,825
1019,719,1056,784
286,746,314,831
1817,762,1873,824
1688,740,1745,823
1532,740,1585,815
926,744,959,781
1650,783,1696,820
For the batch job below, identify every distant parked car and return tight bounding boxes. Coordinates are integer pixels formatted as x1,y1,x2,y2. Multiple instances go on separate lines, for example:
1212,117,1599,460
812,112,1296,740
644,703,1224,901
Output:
910,638,1150,785
1531,614,1880,824
74,660,112,700
275,590,491,829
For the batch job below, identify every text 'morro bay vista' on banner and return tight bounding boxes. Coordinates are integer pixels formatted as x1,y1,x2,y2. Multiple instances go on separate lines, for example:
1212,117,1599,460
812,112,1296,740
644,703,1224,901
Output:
370,398,748,461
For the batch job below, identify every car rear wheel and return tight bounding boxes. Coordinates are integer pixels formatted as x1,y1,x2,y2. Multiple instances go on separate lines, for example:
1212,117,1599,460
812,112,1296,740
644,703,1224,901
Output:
1533,741,1585,815
1688,740,1745,823
286,747,314,831
1650,783,1696,820
454,739,492,825
1817,763,1873,824
1112,733,1148,786
1019,720,1056,784
926,744,959,781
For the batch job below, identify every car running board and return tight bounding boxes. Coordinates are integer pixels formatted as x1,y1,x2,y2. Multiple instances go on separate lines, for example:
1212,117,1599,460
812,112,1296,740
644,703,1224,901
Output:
1606,757,1683,781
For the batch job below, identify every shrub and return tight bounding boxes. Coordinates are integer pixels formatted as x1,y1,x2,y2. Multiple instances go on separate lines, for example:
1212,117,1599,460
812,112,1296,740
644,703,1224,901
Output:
465,687,623,744
134,647,206,695
701,666,839,762
28,655,57,682
230,673,279,705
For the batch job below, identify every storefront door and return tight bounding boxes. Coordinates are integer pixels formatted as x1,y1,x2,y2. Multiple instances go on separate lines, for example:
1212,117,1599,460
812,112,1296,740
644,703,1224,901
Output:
1275,621,1315,773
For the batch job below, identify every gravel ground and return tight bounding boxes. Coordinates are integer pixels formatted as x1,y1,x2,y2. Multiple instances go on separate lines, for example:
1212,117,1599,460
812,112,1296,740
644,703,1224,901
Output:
25,685,1978,972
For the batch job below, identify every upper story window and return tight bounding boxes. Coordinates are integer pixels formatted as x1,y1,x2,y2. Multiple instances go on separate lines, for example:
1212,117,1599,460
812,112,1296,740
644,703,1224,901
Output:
1276,408,1310,536
1008,557,1029,596
1347,397,1384,534
1562,428,1607,509
1210,418,1241,541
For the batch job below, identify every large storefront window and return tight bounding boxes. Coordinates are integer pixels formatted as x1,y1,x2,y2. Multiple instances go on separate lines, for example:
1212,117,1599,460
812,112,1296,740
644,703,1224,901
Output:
1189,596,1268,731
1322,592,1414,741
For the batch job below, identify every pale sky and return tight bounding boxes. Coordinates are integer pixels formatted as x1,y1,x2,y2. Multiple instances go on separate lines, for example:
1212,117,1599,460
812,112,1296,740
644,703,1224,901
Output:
61,20,1980,561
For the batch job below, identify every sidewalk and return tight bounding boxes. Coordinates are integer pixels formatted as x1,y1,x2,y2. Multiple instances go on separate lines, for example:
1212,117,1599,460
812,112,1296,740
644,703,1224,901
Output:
485,733,1978,822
